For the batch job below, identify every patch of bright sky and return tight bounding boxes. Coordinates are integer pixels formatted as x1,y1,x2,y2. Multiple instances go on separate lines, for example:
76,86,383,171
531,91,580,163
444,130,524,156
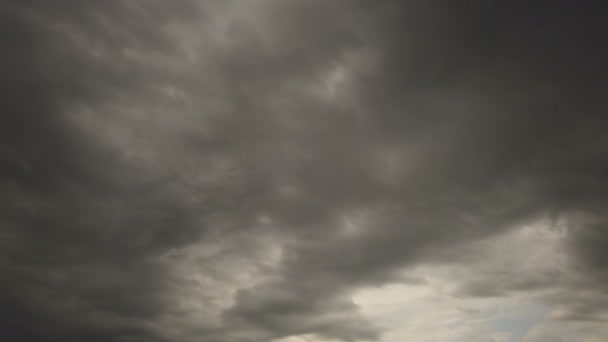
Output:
352,219,570,342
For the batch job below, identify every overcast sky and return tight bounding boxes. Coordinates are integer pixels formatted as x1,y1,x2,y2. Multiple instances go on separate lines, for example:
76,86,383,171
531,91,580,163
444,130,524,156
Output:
1,1,607,341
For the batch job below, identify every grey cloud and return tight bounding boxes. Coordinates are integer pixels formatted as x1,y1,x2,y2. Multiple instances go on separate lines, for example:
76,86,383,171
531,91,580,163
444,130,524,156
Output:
224,279,380,342
2,1,608,341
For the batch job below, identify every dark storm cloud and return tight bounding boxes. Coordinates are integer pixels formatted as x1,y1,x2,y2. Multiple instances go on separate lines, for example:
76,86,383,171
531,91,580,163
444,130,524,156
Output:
2,1,608,341
0,1,219,341
224,1,608,338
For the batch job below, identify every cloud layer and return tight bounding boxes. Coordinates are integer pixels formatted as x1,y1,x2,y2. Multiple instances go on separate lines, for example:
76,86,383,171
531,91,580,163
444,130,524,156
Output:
1,1,607,341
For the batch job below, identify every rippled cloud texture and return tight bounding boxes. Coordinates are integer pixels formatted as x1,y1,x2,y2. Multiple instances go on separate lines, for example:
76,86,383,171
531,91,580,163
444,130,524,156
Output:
1,1,607,341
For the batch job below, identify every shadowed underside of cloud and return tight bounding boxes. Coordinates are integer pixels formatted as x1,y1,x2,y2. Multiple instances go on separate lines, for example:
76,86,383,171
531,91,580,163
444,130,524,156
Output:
1,1,608,341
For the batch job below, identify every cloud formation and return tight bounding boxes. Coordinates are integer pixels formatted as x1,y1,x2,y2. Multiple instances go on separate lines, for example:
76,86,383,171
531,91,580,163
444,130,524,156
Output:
1,1,607,341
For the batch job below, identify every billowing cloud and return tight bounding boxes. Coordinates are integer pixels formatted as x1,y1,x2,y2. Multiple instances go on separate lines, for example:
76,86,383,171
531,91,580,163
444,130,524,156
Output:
1,1,607,341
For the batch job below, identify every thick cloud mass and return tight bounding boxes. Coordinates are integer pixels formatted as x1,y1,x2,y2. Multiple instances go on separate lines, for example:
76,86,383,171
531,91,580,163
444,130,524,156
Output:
1,1,607,341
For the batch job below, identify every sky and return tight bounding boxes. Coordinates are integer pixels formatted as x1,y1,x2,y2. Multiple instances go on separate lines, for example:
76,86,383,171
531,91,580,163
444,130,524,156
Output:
1,1,607,341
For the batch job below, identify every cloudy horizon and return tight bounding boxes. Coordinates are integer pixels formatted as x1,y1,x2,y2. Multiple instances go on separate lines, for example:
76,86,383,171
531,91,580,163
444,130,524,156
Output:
1,1,607,341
